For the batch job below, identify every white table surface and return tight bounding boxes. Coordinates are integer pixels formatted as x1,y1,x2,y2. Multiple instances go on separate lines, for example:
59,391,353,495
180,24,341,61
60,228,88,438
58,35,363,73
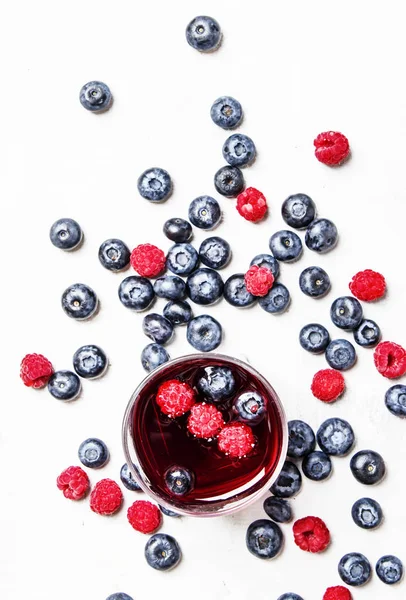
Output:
2,1,406,598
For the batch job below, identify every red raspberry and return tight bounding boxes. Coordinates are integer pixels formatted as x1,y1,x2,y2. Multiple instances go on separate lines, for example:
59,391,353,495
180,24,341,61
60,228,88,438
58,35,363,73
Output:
217,422,255,458
130,243,166,277
314,131,350,166
236,187,268,222
374,341,406,379
349,269,386,301
89,479,123,516
127,500,162,534
156,379,196,417
293,516,330,553
323,586,352,600
187,403,224,439
244,265,274,296
311,369,345,402
20,353,54,388
56,466,90,501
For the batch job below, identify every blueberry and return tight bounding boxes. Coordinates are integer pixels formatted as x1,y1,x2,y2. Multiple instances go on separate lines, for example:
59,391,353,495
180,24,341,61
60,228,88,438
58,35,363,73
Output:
214,165,245,197
299,266,331,298
330,296,363,330
258,283,290,314
199,237,231,269
263,497,292,523
233,390,266,424
338,552,372,586
302,451,332,481
186,268,224,305
78,438,109,468
120,463,141,491
211,96,243,129
270,461,302,498
186,315,222,352
163,218,192,243
188,196,221,230
50,218,83,250
299,323,330,354
79,81,112,112
137,167,172,203
269,230,303,263
246,519,283,559
317,418,355,456
61,283,98,320
98,239,130,272
185,15,221,52
48,370,81,401
197,366,236,402
353,319,381,348
73,344,108,379
385,384,406,417
165,466,194,496
142,313,174,345
250,254,280,279
163,300,192,325
281,193,316,229
118,276,155,311
167,243,199,275
154,276,186,300
224,274,256,307
287,420,316,458
141,343,170,372
222,134,256,167
106,594,133,600
145,533,181,571
325,339,357,370
159,505,181,518
277,595,304,600
351,497,383,529
376,555,403,584
350,449,385,485
305,218,338,253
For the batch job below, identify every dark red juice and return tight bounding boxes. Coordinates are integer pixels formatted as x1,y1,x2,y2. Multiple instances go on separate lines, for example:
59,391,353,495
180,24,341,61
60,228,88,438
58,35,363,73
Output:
131,356,284,506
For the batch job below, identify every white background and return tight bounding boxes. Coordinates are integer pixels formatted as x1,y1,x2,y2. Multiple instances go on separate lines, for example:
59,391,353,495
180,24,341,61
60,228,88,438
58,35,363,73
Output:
2,1,406,598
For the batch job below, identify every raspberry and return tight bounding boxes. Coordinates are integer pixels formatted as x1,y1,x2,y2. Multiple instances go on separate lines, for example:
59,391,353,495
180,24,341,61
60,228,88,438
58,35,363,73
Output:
314,131,350,166
187,403,224,438
127,500,162,534
130,243,166,278
56,466,90,501
217,422,255,458
374,341,406,379
20,353,53,388
236,187,267,222
89,479,123,516
244,265,274,296
156,379,196,417
311,369,345,402
349,269,386,301
323,586,352,600
293,516,330,553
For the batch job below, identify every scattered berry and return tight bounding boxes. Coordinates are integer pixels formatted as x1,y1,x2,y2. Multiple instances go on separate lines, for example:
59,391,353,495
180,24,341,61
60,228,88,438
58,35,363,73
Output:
20,353,53,388
127,500,162,534
186,314,222,352
144,533,181,571
187,403,224,438
79,81,112,112
48,370,81,401
163,300,192,325
250,253,280,278
351,497,383,529
305,218,338,253
293,516,330,553
374,341,406,379
263,497,292,523
199,236,231,270
56,466,89,500
323,586,352,600
314,131,350,166
197,365,236,402
223,133,256,167
188,196,221,230
317,418,355,456
210,96,243,129
236,187,267,222
269,230,303,262
244,265,274,297
50,218,83,250
270,461,302,498
153,276,186,300
299,266,331,298
90,479,123,515
130,244,166,278
159,505,181,518
353,319,381,347
166,243,199,275
163,218,192,243
338,552,371,586
350,449,385,485
325,339,357,371
78,438,109,469
385,384,406,417
302,451,332,481
299,323,330,354
118,276,155,311
287,420,316,458
224,273,256,307
349,269,386,301
311,369,345,402
164,466,195,496
142,313,174,345
330,296,363,330
186,15,222,52
186,267,224,305
73,344,108,379
233,390,266,424
106,594,133,600
217,422,255,458
214,165,245,197
137,167,172,203
120,463,141,491
61,283,98,320
281,193,316,229
141,343,170,372
156,379,196,417
277,595,303,600
246,519,284,559
376,555,403,585
258,283,290,314
98,239,130,271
